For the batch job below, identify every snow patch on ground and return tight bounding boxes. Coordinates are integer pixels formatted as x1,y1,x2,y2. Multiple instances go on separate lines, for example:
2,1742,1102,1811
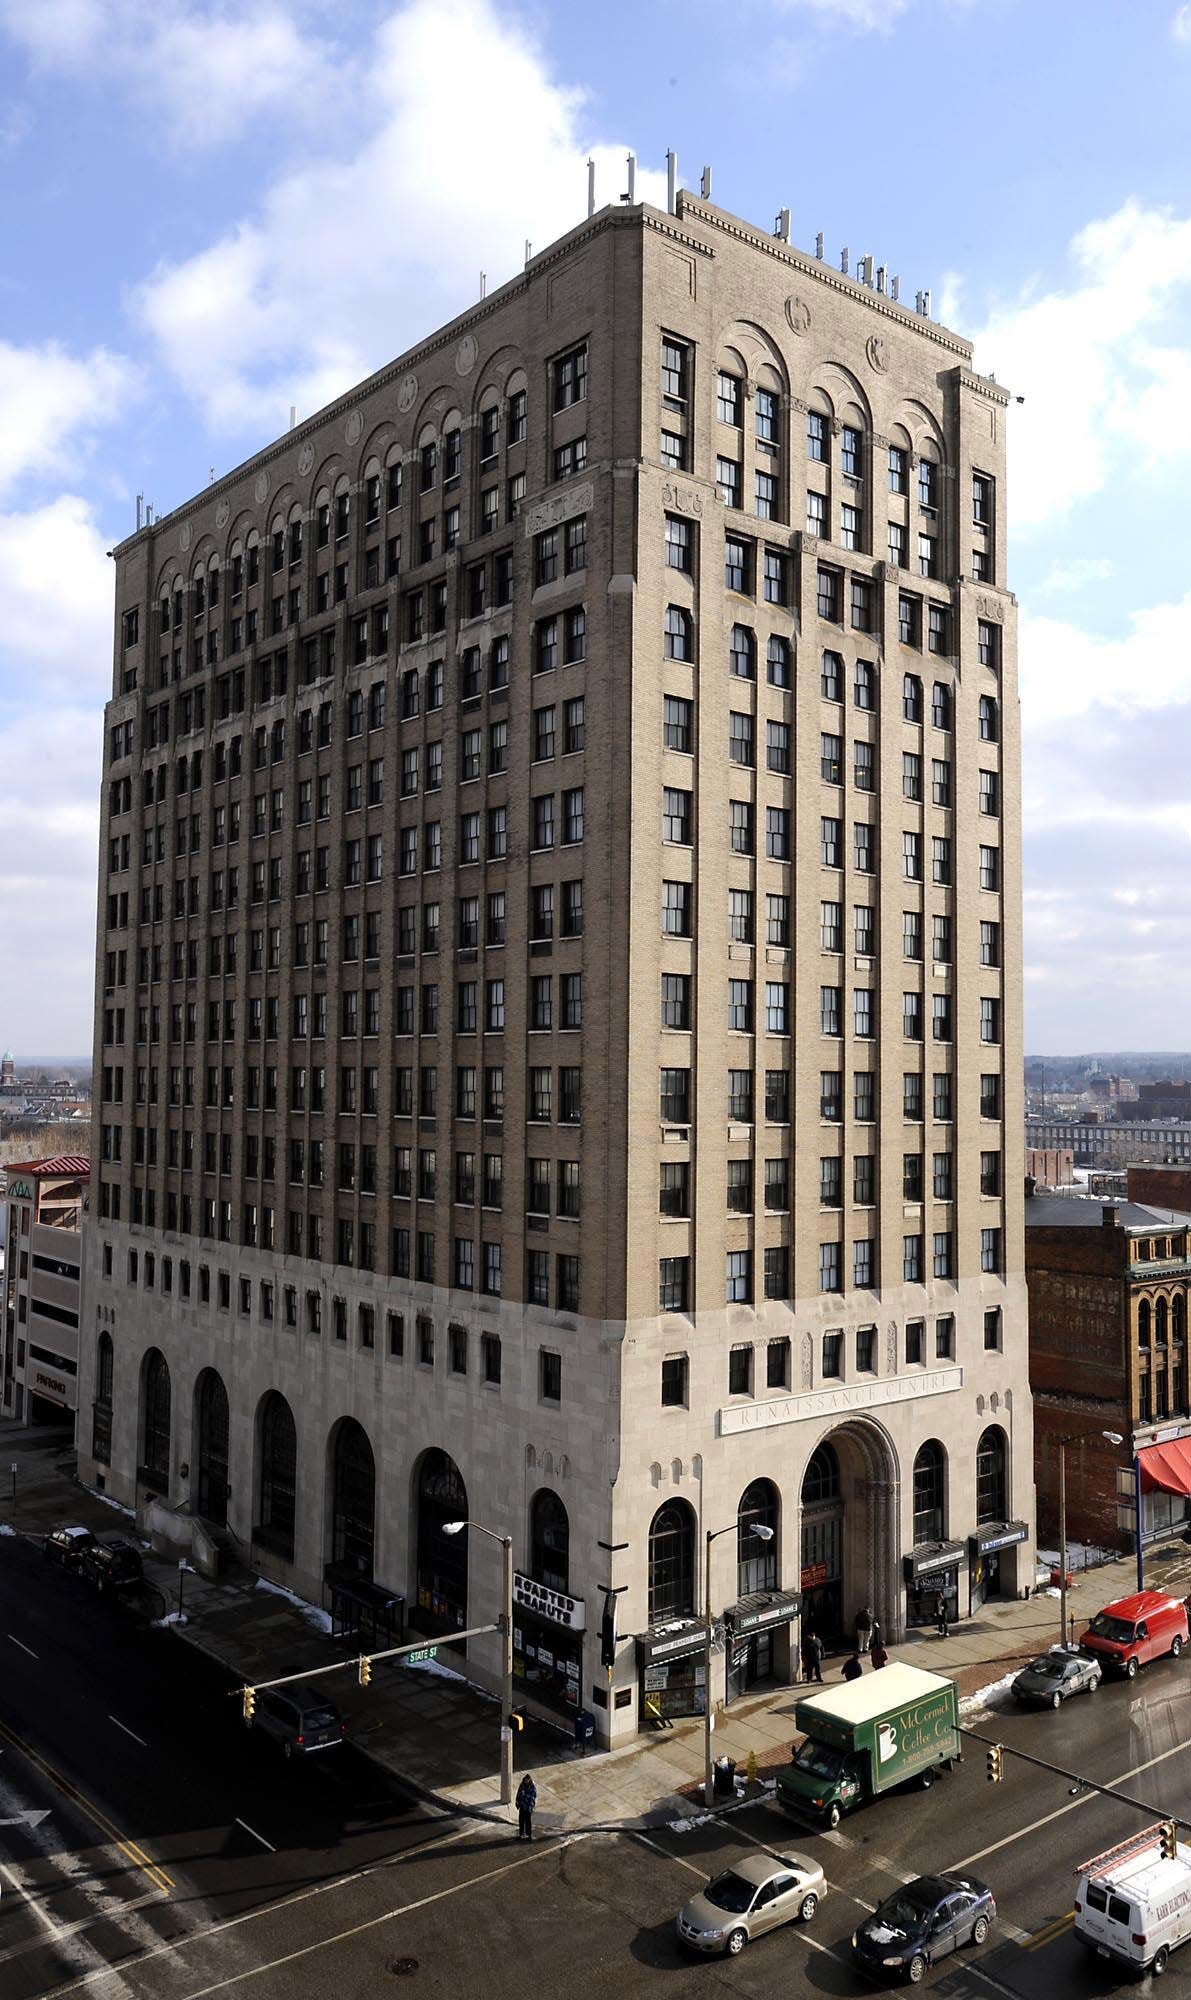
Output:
254,1575,334,1634
80,1485,135,1518
669,1811,716,1832
0,1524,15,1537
959,1670,1018,1715
152,1611,189,1628
405,1654,468,1684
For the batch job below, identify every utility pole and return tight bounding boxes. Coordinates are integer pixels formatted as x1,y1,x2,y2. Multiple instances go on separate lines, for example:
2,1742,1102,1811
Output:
1058,1435,1072,1650
443,1518,515,1806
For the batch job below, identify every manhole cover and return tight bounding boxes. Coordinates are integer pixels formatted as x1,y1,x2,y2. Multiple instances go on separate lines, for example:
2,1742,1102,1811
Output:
388,1959,419,1977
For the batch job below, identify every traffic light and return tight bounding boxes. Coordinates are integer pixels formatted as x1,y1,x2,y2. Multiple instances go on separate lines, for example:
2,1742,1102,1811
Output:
359,1657,372,1687
986,1744,1003,1784
600,1591,617,1670
241,1686,256,1723
1161,1820,1178,1860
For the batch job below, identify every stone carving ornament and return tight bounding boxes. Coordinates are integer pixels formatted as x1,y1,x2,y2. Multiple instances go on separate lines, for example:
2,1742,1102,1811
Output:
397,372,419,414
178,522,191,552
865,333,888,373
455,334,478,376
254,471,270,504
784,295,811,336
297,442,315,477
344,410,363,446
215,499,230,529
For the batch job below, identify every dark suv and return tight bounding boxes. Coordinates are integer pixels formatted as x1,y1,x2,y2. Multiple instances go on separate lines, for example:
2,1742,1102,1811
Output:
250,1685,346,1759
80,1535,144,1595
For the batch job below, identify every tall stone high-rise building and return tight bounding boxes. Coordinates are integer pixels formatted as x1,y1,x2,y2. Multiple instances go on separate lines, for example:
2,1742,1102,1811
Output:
81,185,1031,1744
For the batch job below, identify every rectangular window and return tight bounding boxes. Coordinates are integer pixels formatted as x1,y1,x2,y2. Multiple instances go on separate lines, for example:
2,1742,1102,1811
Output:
663,787,692,844
822,1331,843,1379
980,996,1001,1044
716,456,741,508
981,1227,1001,1274
553,343,587,411
980,845,1001,892
818,1242,841,1294
816,568,840,622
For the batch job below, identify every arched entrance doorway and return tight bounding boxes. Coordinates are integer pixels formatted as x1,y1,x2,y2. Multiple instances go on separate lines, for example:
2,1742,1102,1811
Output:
194,1368,229,1525
800,1421,900,1650
329,1418,375,1579
140,1348,171,1494
414,1450,468,1637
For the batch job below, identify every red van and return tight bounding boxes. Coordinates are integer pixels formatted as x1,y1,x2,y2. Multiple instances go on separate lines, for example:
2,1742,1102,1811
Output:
1079,1592,1189,1679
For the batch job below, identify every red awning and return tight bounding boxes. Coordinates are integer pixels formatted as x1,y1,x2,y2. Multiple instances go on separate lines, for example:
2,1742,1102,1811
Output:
1138,1439,1191,1496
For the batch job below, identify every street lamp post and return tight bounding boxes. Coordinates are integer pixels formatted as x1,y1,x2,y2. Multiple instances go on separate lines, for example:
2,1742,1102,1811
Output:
1103,1432,1145,1593
703,1520,774,1809
444,1519,514,1806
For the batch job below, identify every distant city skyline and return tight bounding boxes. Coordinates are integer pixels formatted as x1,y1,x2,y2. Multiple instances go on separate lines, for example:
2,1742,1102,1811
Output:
2,0,1191,1053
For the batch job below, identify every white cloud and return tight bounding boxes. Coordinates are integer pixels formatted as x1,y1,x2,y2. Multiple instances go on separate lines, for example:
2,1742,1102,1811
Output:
1173,3,1191,42
0,702,101,1056
1020,590,1191,728
0,494,114,692
763,0,911,25
133,0,667,438
0,340,134,498
1035,555,1115,596
0,0,334,149
967,200,1191,530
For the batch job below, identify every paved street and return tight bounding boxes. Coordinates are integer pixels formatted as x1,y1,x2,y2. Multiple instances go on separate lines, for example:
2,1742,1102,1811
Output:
3,1515,1191,1997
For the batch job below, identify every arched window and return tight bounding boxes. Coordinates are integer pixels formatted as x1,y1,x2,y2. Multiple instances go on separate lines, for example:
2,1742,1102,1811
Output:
92,1332,113,1465
256,1393,297,1562
195,1368,230,1526
331,1419,375,1579
913,1440,946,1546
648,1501,695,1623
530,1489,569,1593
141,1348,171,1489
801,1443,841,1508
1156,1298,1169,1346
737,1479,778,1595
976,1427,1007,1525
664,605,692,661
416,1449,468,1633
1139,1300,1152,1347
767,634,792,689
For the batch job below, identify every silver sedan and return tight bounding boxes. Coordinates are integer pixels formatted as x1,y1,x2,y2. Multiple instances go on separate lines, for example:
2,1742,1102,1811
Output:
1012,1646,1102,1708
676,1850,826,1956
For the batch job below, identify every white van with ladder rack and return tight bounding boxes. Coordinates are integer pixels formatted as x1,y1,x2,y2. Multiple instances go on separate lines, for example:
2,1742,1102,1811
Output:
1074,1823,1191,1977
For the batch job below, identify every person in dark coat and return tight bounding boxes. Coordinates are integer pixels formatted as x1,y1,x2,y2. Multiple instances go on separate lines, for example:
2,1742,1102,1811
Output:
870,1637,889,1670
856,1605,874,1654
841,1653,863,1682
515,1772,538,1840
802,1630,825,1683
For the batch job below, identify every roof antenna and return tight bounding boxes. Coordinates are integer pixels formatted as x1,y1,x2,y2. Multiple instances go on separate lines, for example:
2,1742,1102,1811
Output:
774,207,790,242
876,264,886,294
524,239,532,266
136,494,143,531
209,466,216,483
666,147,677,214
890,274,900,302
623,151,636,203
815,232,824,259
480,271,487,298
288,406,296,432
858,254,873,287
700,164,712,199
146,504,154,525
587,158,596,217
840,246,850,275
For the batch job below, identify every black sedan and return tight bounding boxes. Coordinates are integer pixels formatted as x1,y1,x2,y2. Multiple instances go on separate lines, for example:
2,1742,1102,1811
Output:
1013,1646,1101,1708
853,1873,995,1984
80,1535,144,1595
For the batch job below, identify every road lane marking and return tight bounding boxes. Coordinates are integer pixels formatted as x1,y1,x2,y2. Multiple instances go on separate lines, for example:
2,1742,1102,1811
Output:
947,1731,1191,1871
108,1717,148,1750
0,1716,173,1894
1023,1909,1075,1951
8,1634,38,1659
142,1836,583,1998
233,1818,276,1853
631,1830,706,1879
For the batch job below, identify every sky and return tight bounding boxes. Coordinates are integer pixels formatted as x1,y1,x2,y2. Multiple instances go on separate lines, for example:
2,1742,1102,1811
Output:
0,0,1188,1060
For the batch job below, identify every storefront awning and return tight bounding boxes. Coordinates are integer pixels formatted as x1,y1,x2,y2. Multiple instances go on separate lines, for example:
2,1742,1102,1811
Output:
1139,1438,1191,1497
725,1589,803,1637
636,1618,707,1666
969,1520,1029,1555
904,1540,966,1580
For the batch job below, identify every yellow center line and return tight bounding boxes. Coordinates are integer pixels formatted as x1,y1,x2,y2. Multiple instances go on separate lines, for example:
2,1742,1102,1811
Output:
1022,1909,1075,1951
0,1717,174,1894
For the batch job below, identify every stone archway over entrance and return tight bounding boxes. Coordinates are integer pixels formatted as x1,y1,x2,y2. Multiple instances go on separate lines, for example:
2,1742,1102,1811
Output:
800,1418,901,1649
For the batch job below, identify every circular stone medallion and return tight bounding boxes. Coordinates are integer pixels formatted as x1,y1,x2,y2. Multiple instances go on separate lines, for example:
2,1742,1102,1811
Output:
345,410,363,446
866,333,888,373
397,372,419,414
214,500,230,530
254,470,270,504
178,522,191,553
298,442,315,477
784,295,811,336
455,335,478,377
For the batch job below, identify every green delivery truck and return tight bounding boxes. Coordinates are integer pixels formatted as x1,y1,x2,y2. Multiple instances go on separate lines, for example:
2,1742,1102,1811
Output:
776,1663,960,1828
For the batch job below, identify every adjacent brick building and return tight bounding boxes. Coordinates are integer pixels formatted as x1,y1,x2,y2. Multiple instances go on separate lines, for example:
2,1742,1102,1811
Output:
2,1156,89,1423
79,185,1030,1744
1026,1191,1191,1548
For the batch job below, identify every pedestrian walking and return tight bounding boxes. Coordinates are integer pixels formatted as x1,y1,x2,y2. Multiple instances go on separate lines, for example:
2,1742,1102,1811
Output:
841,1652,863,1682
856,1605,874,1655
515,1772,538,1841
870,1637,889,1670
936,1597,950,1640
804,1629,825,1683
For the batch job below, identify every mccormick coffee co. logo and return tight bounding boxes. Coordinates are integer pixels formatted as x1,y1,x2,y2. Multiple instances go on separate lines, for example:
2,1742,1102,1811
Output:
512,1572,586,1632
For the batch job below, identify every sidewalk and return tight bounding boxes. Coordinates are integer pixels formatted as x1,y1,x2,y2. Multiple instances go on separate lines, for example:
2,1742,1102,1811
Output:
0,1420,1160,1836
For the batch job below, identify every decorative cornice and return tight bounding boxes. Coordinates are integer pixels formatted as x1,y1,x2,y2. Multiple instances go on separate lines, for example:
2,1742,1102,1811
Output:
957,366,1011,408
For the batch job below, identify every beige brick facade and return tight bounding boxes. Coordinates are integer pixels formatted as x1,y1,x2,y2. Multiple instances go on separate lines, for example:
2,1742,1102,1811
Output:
82,193,1031,1745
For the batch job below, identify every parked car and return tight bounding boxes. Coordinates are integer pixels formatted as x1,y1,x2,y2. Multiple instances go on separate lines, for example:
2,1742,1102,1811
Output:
853,1873,995,1984
676,1851,825,1956
80,1535,144,1595
249,1684,346,1759
1078,1591,1189,1679
42,1525,96,1570
1013,1646,1101,1708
